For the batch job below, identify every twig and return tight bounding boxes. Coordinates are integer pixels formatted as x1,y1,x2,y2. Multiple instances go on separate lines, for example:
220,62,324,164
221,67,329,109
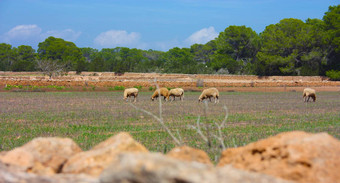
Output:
129,103,182,146
188,116,208,142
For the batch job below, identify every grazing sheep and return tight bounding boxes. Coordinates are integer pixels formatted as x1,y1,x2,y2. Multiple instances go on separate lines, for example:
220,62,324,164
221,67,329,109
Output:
167,88,184,101
123,88,139,102
151,87,169,101
303,88,316,102
198,88,219,103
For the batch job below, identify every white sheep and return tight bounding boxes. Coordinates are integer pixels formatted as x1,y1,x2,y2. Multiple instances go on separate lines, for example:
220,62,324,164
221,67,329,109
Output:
151,87,169,101
123,88,139,102
303,88,316,102
198,88,219,103
167,88,184,101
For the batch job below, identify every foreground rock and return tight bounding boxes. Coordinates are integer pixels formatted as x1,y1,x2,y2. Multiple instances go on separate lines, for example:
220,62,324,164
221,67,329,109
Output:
218,131,340,183
100,152,291,183
62,132,148,176
0,137,82,175
0,162,98,183
166,145,213,165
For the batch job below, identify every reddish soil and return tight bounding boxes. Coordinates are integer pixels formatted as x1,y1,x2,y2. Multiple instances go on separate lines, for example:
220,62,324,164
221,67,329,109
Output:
0,71,339,92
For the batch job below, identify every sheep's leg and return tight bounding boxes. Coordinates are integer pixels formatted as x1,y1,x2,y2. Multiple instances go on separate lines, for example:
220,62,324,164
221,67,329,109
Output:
307,96,310,102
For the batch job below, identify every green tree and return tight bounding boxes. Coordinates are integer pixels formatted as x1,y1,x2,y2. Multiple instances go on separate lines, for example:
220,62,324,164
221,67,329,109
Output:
80,47,99,62
323,5,340,71
190,40,217,64
162,47,195,73
11,45,36,71
256,18,328,76
134,49,165,72
213,25,259,74
38,36,85,73
0,43,15,71
88,56,104,72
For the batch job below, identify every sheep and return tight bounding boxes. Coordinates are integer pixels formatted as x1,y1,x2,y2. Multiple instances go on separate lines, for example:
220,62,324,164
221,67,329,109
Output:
167,88,184,101
303,88,316,102
198,87,219,103
123,88,139,102
151,87,169,101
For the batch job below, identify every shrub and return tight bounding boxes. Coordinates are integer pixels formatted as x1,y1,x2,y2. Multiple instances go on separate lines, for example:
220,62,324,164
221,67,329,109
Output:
134,85,142,90
326,70,340,81
149,86,154,91
114,86,125,90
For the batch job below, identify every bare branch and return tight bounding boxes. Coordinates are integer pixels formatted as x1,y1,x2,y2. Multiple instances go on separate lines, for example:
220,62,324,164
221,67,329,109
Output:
129,103,181,146
188,116,208,143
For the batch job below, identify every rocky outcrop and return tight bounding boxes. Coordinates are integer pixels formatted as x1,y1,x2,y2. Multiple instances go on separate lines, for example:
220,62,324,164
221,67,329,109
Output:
0,162,99,183
0,131,339,183
0,137,82,175
166,145,213,165
100,152,291,183
218,131,340,183
61,132,148,176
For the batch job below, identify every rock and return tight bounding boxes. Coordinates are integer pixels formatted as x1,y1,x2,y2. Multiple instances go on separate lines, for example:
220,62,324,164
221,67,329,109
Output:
0,161,99,183
100,152,291,183
62,132,148,177
166,145,213,165
218,131,340,183
0,137,82,175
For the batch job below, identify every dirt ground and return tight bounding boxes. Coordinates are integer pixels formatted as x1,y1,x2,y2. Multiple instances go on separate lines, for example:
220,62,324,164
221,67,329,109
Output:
0,72,339,92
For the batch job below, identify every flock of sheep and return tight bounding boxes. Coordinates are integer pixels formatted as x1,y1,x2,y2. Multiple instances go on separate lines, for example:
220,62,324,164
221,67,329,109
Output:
123,87,316,103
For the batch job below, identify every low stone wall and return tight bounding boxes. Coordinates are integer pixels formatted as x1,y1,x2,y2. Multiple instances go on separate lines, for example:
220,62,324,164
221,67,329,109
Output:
0,72,339,91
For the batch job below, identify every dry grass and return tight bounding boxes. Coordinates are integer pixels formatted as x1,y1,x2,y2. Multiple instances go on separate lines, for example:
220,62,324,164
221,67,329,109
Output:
0,91,339,159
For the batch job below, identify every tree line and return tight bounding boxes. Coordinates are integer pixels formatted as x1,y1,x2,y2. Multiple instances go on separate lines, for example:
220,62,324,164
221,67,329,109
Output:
0,5,339,79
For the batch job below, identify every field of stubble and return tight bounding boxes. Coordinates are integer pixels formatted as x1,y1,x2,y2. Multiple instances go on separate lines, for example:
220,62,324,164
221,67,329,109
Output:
1,91,339,160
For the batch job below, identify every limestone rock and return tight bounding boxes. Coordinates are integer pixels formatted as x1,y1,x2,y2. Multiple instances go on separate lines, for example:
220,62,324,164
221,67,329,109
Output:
166,145,212,165
0,161,99,183
62,132,148,176
0,137,82,175
218,131,340,183
100,152,291,183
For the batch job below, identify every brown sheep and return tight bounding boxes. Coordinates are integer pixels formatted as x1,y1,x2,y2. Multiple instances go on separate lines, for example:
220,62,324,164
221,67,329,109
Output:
151,87,169,101
303,88,316,102
198,88,219,103
167,88,184,101
123,88,139,102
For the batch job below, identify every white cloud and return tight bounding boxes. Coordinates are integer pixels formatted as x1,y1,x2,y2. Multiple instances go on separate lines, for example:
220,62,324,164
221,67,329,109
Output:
2,24,42,42
185,26,218,45
94,30,140,47
42,29,81,42
0,24,81,46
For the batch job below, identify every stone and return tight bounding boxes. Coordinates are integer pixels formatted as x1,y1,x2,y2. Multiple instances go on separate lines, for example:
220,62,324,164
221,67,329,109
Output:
62,132,148,176
166,145,213,165
0,161,99,183
218,131,340,183
0,137,82,175
100,152,291,183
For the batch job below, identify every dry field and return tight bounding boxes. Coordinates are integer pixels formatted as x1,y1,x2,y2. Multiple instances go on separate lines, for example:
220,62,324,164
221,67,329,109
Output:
1,90,339,160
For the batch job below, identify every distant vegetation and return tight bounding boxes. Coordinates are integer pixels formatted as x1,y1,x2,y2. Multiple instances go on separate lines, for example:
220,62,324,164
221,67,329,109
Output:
0,5,339,76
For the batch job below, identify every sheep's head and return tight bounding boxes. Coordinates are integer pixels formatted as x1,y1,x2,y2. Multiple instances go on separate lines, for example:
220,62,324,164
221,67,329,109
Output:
311,95,316,102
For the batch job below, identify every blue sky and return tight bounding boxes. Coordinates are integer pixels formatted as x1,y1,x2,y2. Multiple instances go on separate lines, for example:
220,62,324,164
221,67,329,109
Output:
0,0,338,51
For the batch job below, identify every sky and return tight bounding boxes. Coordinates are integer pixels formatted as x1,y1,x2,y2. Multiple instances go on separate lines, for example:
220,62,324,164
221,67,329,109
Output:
0,0,338,51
